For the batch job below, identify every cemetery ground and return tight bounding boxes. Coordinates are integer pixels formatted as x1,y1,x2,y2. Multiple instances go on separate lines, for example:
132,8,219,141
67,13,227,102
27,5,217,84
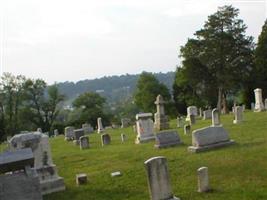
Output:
1,111,267,200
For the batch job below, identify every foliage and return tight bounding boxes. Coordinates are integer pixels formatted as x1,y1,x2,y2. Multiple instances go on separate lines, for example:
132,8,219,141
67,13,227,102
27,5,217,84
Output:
134,72,171,113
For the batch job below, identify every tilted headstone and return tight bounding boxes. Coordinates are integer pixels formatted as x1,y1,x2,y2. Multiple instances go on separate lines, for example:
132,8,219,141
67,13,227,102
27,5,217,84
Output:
82,123,94,134
211,108,220,126
188,126,235,153
184,124,191,135
254,88,265,112
203,110,212,120
65,126,74,141
197,167,210,193
0,148,42,200
177,116,184,128
73,129,85,145
186,106,197,121
233,106,243,124
135,113,155,144
79,136,89,150
144,156,180,200
154,95,169,131
154,130,182,148
101,133,111,146
9,132,65,195
97,117,104,133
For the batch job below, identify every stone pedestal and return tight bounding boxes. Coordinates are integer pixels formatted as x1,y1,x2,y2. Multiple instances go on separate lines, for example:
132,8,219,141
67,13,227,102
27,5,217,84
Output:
254,88,265,112
154,95,169,131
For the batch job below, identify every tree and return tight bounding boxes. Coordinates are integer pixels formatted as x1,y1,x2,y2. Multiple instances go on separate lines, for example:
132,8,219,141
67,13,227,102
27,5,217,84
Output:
72,92,107,127
174,5,254,113
134,72,171,113
24,79,65,132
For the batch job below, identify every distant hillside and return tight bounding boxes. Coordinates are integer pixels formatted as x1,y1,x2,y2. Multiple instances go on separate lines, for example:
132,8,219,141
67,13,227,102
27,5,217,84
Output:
57,71,175,105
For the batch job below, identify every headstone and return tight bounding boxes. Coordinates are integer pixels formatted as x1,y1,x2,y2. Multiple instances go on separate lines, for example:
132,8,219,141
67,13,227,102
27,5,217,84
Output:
54,129,59,137
233,106,243,124
37,128,42,133
186,106,197,121
0,148,43,200
242,104,246,112
184,124,191,135
211,108,220,126
82,123,94,134
97,117,104,133
154,95,169,131
144,156,180,200
76,173,87,185
188,126,235,153
73,129,85,145
254,88,265,112
121,118,131,128
154,130,182,148
133,125,137,133
189,114,196,125
203,110,212,120
197,167,210,193
79,136,89,149
251,102,255,111
176,116,184,128
65,126,74,141
121,133,126,142
199,108,203,117
135,113,155,144
101,133,111,146
9,132,65,195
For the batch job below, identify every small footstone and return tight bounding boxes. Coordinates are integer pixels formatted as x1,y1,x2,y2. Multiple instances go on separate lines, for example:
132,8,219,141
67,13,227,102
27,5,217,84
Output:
76,173,87,185
111,171,122,177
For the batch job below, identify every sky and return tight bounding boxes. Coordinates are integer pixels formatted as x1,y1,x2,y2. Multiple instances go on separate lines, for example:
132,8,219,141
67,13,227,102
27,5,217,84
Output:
0,0,266,84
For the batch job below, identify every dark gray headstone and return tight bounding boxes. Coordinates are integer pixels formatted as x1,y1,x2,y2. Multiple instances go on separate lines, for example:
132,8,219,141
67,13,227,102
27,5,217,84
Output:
154,131,182,148
74,129,85,141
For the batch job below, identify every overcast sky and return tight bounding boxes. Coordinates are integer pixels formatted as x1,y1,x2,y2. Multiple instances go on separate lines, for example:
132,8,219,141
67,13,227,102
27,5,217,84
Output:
0,0,266,84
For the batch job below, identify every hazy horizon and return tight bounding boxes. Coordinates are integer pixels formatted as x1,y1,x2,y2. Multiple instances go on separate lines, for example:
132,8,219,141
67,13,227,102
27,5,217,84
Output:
1,0,266,84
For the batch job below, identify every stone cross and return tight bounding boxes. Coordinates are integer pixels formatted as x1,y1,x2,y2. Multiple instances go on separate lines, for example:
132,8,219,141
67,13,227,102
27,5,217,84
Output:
212,108,220,126
97,117,104,133
233,106,243,124
144,156,180,200
197,167,210,193
154,95,169,131
254,88,265,112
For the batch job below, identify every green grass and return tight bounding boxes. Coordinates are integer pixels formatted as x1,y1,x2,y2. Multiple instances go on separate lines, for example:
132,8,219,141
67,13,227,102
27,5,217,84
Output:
2,111,267,199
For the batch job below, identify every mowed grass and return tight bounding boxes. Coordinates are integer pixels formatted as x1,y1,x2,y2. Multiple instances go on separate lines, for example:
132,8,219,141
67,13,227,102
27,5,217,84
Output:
2,111,267,199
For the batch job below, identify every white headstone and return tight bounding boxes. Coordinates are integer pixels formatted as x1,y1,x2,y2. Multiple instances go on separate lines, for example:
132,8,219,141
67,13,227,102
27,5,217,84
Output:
254,88,265,112
233,106,243,124
197,167,210,193
212,108,220,126
97,117,104,133
186,106,197,121
135,113,155,144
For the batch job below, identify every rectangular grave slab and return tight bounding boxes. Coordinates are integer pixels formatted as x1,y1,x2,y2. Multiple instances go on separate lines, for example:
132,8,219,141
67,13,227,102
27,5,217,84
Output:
188,126,235,153
0,148,34,173
154,131,182,148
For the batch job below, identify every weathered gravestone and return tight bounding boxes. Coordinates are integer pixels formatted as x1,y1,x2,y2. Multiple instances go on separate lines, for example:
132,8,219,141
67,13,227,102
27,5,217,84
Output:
254,88,265,112
73,129,85,145
184,124,191,135
233,106,243,124
176,116,184,128
154,130,182,148
188,126,235,153
82,123,94,134
144,156,180,200
197,167,210,193
65,126,74,141
135,113,155,144
211,108,221,126
76,173,87,185
54,129,59,137
0,148,43,200
154,94,169,131
203,110,212,120
9,132,65,195
189,114,196,125
186,106,197,121
121,118,131,128
37,128,42,133
101,133,111,146
97,117,104,133
251,102,255,111
79,136,89,150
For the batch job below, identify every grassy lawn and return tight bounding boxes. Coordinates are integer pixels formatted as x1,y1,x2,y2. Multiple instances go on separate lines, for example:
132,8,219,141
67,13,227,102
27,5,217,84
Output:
1,111,267,199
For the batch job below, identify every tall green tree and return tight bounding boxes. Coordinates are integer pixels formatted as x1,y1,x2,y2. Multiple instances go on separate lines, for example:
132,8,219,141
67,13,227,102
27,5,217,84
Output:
174,5,254,113
134,72,171,113
72,92,107,128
